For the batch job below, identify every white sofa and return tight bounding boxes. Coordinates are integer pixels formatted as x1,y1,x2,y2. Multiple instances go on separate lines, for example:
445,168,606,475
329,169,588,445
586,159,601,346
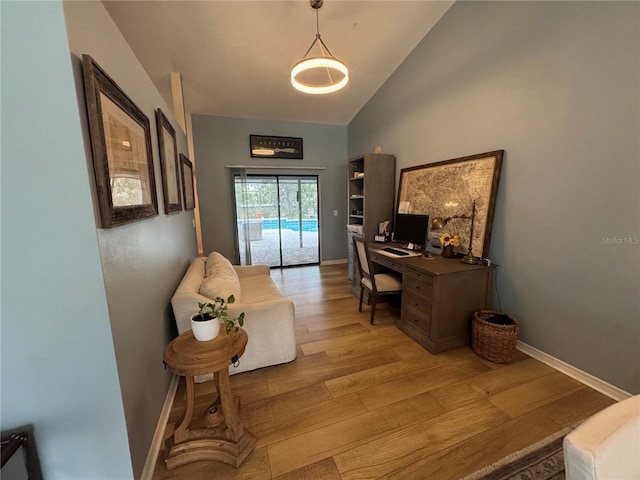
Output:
171,253,296,378
564,394,640,480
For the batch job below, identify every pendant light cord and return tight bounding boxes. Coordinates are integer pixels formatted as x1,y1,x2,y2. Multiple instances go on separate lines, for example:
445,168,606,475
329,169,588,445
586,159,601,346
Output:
301,6,335,59
291,0,349,94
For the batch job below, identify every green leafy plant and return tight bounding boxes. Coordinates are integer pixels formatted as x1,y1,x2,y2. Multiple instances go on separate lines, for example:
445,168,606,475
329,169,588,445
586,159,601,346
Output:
195,295,245,334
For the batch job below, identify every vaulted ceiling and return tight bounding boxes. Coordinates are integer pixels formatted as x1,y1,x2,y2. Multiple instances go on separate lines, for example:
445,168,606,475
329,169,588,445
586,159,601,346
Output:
103,1,453,125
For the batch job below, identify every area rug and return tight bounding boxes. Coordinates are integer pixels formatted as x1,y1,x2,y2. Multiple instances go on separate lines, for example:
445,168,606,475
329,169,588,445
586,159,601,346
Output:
462,426,573,480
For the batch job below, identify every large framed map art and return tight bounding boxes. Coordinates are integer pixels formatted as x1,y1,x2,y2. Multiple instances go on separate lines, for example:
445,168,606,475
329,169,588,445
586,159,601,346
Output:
397,150,504,259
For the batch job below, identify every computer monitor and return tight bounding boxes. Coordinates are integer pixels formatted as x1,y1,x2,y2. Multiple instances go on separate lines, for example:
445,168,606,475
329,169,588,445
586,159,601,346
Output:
393,213,431,250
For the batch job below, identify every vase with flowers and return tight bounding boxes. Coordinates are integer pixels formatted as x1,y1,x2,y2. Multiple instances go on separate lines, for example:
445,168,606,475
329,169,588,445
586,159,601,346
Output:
439,233,460,258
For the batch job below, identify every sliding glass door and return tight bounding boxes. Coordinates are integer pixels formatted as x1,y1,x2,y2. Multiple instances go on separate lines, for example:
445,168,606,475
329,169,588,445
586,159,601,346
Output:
234,174,320,267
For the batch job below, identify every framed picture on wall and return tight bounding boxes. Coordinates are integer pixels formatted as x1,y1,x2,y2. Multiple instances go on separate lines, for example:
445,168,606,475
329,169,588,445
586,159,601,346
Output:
81,54,158,228
180,154,195,210
397,150,503,259
250,135,303,159
155,109,182,214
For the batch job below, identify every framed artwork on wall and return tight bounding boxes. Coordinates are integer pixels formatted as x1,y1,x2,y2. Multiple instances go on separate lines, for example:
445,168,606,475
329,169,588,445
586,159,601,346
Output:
250,135,303,159
180,154,195,210
397,150,504,259
155,108,182,214
82,54,158,228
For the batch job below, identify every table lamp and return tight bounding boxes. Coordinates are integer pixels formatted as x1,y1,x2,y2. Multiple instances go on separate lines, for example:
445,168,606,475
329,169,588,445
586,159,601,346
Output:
430,200,479,265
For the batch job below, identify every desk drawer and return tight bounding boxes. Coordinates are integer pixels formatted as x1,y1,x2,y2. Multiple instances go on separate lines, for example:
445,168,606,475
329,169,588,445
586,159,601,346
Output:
403,293,432,317
405,267,434,285
403,300,431,332
404,275,433,300
370,252,404,272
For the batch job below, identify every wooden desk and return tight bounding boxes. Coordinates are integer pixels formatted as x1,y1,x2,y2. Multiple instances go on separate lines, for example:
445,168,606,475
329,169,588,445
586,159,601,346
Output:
163,328,256,469
369,245,494,353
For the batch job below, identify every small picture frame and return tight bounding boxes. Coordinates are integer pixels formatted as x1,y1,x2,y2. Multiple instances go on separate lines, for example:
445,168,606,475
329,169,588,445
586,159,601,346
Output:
180,154,195,210
156,108,182,214
250,135,303,159
82,54,158,228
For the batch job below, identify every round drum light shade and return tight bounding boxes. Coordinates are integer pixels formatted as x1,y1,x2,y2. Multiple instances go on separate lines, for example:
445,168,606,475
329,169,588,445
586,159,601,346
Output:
291,57,349,95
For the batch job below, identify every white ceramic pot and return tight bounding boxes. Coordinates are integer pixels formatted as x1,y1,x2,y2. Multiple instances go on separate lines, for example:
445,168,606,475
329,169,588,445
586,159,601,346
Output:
190,313,221,341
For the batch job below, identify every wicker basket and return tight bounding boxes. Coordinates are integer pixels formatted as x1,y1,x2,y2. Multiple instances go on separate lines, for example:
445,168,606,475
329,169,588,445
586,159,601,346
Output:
472,310,519,363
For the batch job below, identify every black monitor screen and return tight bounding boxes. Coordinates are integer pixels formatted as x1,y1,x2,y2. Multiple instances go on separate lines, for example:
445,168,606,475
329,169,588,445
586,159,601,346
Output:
393,213,430,249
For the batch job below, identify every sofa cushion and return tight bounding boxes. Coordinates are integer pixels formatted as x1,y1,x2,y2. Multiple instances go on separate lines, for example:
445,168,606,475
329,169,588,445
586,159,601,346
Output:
200,252,241,301
239,274,284,304
205,251,228,277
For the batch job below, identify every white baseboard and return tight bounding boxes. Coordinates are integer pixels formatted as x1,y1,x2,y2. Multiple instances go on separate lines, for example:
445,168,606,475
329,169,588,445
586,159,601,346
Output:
320,258,347,266
141,374,179,480
517,341,631,401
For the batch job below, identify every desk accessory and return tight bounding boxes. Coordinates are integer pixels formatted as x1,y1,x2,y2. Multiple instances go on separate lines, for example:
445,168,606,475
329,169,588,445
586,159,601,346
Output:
459,200,479,265
431,200,479,264
374,220,391,243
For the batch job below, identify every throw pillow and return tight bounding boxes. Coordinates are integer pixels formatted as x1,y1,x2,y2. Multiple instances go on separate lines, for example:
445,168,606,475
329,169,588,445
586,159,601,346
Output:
200,252,242,301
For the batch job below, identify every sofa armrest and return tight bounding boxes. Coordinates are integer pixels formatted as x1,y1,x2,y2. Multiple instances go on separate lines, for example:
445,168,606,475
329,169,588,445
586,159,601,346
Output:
233,264,270,278
564,395,640,480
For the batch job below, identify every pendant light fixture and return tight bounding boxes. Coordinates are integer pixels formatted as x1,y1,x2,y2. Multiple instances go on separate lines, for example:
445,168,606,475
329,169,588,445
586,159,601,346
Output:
291,0,349,95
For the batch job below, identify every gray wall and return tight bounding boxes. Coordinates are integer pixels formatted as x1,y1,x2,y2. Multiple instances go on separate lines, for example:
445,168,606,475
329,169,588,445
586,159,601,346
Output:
192,115,348,262
63,1,198,477
349,1,640,393
1,1,198,478
1,2,133,478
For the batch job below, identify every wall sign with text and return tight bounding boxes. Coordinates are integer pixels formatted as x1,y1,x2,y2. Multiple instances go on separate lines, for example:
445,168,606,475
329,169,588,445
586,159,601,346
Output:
250,135,303,159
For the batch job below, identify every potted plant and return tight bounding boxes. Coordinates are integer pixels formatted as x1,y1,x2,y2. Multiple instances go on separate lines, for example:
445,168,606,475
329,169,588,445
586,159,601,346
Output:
439,233,460,258
190,295,245,341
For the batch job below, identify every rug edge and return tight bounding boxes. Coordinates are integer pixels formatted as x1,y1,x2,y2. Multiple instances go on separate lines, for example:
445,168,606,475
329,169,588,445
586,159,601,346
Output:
461,425,575,480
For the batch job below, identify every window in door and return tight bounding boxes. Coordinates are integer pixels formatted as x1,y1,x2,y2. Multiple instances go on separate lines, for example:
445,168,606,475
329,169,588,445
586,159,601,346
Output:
234,174,320,267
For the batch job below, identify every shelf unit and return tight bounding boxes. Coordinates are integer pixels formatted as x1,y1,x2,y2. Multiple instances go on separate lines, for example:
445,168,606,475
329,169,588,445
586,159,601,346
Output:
347,153,395,282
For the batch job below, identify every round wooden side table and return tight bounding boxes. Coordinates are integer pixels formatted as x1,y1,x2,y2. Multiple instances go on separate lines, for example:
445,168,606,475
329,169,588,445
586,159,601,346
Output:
163,328,255,469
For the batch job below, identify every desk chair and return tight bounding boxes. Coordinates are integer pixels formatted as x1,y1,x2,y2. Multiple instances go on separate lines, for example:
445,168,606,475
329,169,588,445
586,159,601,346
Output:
353,238,403,324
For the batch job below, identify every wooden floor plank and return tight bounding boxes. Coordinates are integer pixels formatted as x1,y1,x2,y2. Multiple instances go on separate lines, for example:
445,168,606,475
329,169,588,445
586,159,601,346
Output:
251,393,367,448
488,371,585,418
356,358,491,411
267,397,439,477
387,407,564,480
267,349,403,397
272,458,342,480
333,400,510,480
153,264,615,480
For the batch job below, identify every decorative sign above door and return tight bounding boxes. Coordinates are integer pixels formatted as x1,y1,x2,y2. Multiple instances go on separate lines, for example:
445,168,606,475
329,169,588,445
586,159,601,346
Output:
250,135,303,159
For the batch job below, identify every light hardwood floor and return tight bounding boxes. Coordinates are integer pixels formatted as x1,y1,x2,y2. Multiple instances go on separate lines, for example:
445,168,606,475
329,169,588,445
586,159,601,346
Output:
152,263,614,480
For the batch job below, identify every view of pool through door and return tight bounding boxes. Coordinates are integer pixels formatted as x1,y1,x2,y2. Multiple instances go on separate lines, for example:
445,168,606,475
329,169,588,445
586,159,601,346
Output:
234,175,320,267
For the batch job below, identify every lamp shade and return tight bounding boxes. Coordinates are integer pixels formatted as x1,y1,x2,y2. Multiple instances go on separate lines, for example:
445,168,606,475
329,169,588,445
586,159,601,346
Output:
291,57,349,94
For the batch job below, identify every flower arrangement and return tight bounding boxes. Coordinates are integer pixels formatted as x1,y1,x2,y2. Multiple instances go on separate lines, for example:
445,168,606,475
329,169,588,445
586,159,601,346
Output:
439,233,460,247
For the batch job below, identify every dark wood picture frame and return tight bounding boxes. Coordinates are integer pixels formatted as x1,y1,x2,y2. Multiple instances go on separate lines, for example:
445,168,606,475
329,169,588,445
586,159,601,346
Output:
250,135,303,159
82,54,158,228
397,150,504,259
180,154,195,210
155,108,182,214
